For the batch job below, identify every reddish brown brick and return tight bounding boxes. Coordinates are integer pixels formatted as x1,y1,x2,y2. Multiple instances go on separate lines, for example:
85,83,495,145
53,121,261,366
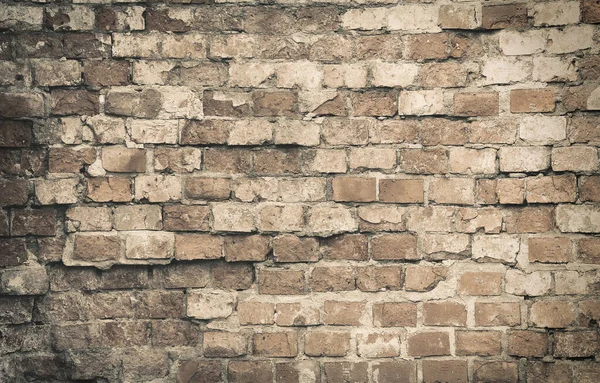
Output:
273,235,319,263
323,300,365,326
508,330,549,357
259,269,305,295
407,332,451,357
454,92,499,116
332,177,376,202
356,265,403,292
350,90,398,117
304,332,350,356
11,209,56,236
475,302,521,326
482,4,528,29
456,331,503,356
371,234,418,261
510,88,556,113
373,302,417,327
310,266,354,292
379,179,424,203
423,301,467,326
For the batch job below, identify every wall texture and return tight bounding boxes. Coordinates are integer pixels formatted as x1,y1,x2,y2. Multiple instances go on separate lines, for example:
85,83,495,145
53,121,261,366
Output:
1,0,600,382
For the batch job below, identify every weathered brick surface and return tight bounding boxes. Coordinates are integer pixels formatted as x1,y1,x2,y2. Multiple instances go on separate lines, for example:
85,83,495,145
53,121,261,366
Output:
1,0,599,381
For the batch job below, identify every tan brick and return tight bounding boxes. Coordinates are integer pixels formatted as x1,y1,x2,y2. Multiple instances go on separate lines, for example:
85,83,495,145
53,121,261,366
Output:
275,361,320,383
310,266,354,292
306,204,356,237
66,207,111,232
552,146,598,172
204,332,247,357
259,269,305,295
357,333,401,358
372,234,418,261
304,332,350,357
505,206,554,233
32,59,81,87
475,302,521,326
273,235,319,263
519,115,567,144
405,265,448,292
407,206,455,233
224,235,271,262
407,332,450,357
398,148,448,174
420,233,470,260
322,118,369,146
212,203,255,232
405,33,452,61
454,92,499,116
421,118,469,146
373,302,417,327
87,177,132,203
253,332,297,357
423,301,467,326
505,270,552,296
114,205,161,231
458,271,502,295
154,147,201,173
134,175,181,202
356,266,403,292
508,330,548,357
428,178,475,205
379,179,424,203
304,149,347,173
174,234,222,260
320,234,368,261
554,331,600,358
102,147,146,173
456,331,502,356
332,177,376,202
581,176,600,202
439,4,480,29
497,178,525,205
482,4,527,29
229,361,273,383
530,301,576,328
526,175,576,203
276,302,320,327
469,117,518,144
35,178,81,205
259,204,304,233
398,90,446,116
124,231,174,260
476,179,498,204
185,177,230,200
371,62,418,88
323,301,364,326
350,90,398,117
49,147,95,173
472,235,520,264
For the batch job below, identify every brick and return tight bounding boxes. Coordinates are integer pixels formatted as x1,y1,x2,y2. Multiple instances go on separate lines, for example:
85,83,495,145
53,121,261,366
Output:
212,262,253,290
398,148,448,174
99,266,148,290
50,89,99,116
472,361,519,383
423,301,467,326
449,148,496,175
405,33,452,61
0,121,33,148
372,234,418,261
421,233,470,260
371,62,418,87
356,266,402,292
499,146,550,172
254,149,303,175
349,148,396,170
527,362,573,383
422,360,468,383
163,205,210,231
310,266,354,292
570,116,600,143
373,302,417,327
224,235,270,262
519,115,566,145
204,149,252,174
238,301,275,325
304,332,350,356
357,333,400,358
526,175,576,203
407,332,450,357
482,4,527,29
0,93,44,118
454,92,499,116
154,147,201,173
276,361,320,383
546,26,594,54
583,0,600,23
439,4,480,29
379,179,424,203
475,302,521,326
508,330,548,357
469,117,518,144
504,206,553,233
306,204,356,237
323,300,364,326
511,88,556,113
399,90,446,116
304,149,347,173
155,262,209,289
276,302,320,327
273,235,318,263
185,177,230,200
65,207,111,232
175,234,222,260
322,118,369,145
405,265,448,292
529,236,572,263
253,332,297,357
124,231,174,260
472,235,520,264
320,234,368,261
581,176,600,202
177,360,222,383
356,205,406,232
324,362,368,383
72,233,121,263
259,269,305,295
49,147,95,173
134,291,182,319
114,205,161,231
407,206,455,232
332,177,376,202
373,361,416,383
530,301,577,328
0,180,28,206
420,61,469,88
252,90,298,117
496,177,524,203
228,361,273,383
429,178,475,205
187,290,235,320
458,271,502,295
553,331,599,357
552,146,598,172
0,267,49,296
350,90,398,117
32,59,80,87
134,175,182,202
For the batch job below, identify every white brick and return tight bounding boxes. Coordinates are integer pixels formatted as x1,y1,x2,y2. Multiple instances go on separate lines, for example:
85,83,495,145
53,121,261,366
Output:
399,90,446,116
505,270,552,296
85,115,127,144
276,61,323,89
187,290,236,319
481,57,530,85
449,147,496,174
0,5,43,30
124,231,174,260
306,204,357,236
371,62,419,87
35,178,81,205
229,62,275,87
228,120,273,145
341,8,387,30
387,5,439,31
129,119,179,144
273,120,320,146
212,203,255,232
499,30,546,56
499,147,550,172
134,175,182,202
532,56,578,82
324,64,368,88
472,235,520,264
557,205,600,233
532,1,580,26
546,26,594,54
46,6,95,31
519,115,567,144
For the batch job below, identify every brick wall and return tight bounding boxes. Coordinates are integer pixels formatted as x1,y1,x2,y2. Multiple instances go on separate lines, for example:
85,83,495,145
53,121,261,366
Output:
0,0,599,382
